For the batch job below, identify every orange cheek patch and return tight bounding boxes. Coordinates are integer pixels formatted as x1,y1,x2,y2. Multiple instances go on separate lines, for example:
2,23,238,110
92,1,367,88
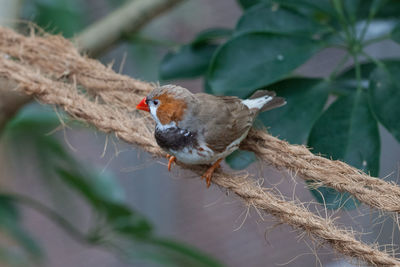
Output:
155,94,187,125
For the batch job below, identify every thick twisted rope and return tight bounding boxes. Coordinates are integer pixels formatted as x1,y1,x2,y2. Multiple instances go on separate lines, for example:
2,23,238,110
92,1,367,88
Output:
242,131,400,212
1,26,399,214
1,27,400,266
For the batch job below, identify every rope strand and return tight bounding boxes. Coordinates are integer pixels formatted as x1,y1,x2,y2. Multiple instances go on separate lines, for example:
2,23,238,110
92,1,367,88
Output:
1,26,399,214
1,26,400,266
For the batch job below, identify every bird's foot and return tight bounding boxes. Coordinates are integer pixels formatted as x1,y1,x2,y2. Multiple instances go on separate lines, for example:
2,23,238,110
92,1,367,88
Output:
166,154,176,171
201,158,222,188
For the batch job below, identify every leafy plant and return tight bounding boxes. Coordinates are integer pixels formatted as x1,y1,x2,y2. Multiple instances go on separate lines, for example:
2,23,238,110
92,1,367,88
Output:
159,0,400,209
3,104,221,266
0,1,224,265
21,0,87,37
160,28,232,80
0,195,42,267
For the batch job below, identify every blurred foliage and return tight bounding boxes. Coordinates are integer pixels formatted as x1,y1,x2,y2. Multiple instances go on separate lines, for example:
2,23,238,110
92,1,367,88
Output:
0,195,42,267
160,28,232,80
3,105,221,267
159,0,400,209
21,0,88,37
1,0,222,266
225,150,257,170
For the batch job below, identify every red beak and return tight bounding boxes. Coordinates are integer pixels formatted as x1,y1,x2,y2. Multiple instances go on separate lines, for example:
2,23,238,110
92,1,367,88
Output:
136,97,150,112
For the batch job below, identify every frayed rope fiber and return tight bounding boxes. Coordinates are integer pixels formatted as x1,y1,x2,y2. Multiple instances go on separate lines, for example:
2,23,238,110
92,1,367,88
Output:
1,26,400,266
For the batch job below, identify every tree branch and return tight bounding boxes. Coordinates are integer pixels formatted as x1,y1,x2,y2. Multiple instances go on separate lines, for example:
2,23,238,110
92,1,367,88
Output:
0,0,21,28
74,0,185,57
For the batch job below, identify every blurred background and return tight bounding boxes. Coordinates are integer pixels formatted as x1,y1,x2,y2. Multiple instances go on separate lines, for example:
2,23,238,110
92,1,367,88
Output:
0,0,400,266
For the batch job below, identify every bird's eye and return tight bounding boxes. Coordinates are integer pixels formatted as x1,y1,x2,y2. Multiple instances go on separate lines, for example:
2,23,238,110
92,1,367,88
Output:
153,99,159,106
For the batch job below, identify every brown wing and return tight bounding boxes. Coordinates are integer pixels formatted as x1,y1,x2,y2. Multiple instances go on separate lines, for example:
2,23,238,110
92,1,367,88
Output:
182,93,255,153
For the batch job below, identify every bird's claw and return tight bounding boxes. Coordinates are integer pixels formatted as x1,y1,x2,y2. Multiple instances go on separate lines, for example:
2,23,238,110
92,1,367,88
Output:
201,159,222,188
166,154,176,171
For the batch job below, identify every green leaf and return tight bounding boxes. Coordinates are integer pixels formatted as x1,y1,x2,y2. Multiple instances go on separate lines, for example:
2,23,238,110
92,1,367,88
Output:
57,165,217,265
260,78,329,144
0,245,27,267
368,0,385,17
55,168,128,211
339,62,377,80
343,0,360,22
237,0,335,16
146,238,223,267
88,170,126,204
56,168,153,239
225,150,256,170
25,0,86,38
0,196,42,258
3,106,70,175
356,19,398,44
358,0,400,19
56,168,102,207
236,3,325,36
329,61,399,96
160,28,231,80
286,0,333,13
391,22,400,44
354,0,390,20
271,0,336,17
328,62,377,96
369,62,400,143
4,104,60,136
98,201,152,240
207,33,321,98
332,61,400,94
375,1,400,18
192,28,232,45
308,91,380,209
237,0,267,9
203,80,213,94
160,44,218,80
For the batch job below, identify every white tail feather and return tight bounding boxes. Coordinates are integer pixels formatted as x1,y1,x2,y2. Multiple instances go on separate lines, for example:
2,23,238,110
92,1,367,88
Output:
242,96,273,110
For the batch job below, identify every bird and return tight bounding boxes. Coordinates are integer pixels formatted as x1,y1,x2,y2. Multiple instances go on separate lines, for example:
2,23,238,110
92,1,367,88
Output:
136,85,286,188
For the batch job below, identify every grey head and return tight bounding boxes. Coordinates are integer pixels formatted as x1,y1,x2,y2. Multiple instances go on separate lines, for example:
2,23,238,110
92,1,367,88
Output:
146,84,193,101
145,85,196,129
